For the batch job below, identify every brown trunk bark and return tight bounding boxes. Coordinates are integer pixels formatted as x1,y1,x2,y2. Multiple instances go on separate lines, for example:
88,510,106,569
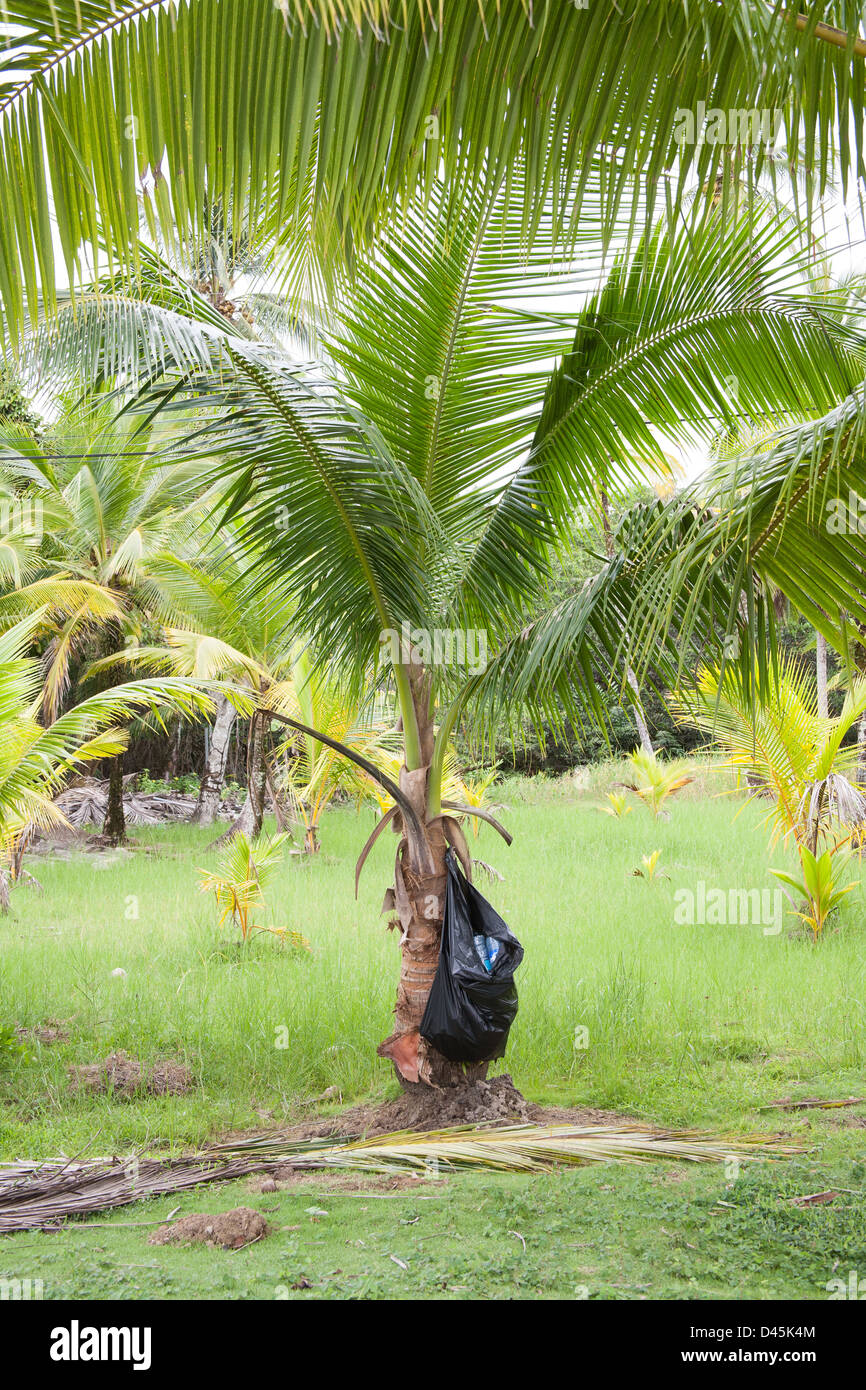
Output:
102,754,126,844
376,667,470,1090
191,694,236,826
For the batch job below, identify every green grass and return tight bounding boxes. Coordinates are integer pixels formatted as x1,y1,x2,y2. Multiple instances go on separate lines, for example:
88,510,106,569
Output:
3,1150,865,1301
2,770,865,1299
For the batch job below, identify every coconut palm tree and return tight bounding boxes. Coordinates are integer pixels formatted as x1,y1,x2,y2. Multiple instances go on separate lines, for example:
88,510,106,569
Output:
93,535,303,834
677,658,866,855
0,611,226,909
36,176,866,1095
0,405,216,840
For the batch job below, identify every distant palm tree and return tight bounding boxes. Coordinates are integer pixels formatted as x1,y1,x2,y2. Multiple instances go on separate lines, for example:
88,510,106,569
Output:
0,406,213,840
124,540,300,836
90,550,300,839
0,613,220,909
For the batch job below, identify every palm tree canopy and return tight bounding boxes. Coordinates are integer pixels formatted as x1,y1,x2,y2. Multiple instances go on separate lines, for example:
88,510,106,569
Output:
1,1,866,339
0,405,220,715
20,171,866,764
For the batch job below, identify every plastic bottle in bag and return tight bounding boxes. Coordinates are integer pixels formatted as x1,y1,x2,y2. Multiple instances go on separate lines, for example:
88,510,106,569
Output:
473,933,490,970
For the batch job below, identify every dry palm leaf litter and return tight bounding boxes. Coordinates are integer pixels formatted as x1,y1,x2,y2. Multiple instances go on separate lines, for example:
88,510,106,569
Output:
0,1122,800,1234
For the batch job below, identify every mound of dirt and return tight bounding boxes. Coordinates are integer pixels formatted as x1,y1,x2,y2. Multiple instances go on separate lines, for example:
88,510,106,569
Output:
149,1207,268,1250
290,1074,530,1138
284,1074,637,1140
16,1020,70,1045
218,1078,644,1154
68,1051,194,1099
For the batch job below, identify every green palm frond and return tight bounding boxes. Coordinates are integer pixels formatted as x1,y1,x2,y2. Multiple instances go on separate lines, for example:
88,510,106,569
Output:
87,628,268,686
17,253,241,397
471,373,866,748
527,208,862,495
178,347,435,670
673,658,866,848
2,2,865,342
452,202,862,644
620,387,866,684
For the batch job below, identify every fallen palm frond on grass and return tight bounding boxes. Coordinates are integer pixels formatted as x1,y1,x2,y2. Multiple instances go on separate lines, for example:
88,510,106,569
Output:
53,780,199,828
208,1123,801,1174
0,1155,272,1234
0,1124,801,1234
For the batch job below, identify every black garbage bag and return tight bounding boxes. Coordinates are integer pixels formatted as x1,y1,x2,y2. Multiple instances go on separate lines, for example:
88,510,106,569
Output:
420,849,524,1064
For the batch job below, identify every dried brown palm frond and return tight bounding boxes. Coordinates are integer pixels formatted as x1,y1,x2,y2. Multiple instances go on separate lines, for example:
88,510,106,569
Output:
0,1155,271,1235
208,1123,799,1174
52,780,205,828
0,1124,799,1234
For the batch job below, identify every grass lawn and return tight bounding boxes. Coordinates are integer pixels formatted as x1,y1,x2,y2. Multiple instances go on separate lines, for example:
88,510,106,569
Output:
2,764,865,1299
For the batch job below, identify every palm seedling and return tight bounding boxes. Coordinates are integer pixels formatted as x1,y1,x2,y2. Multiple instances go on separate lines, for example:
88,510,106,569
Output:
196,831,308,944
631,850,668,882
618,750,693,819
771,842,859,939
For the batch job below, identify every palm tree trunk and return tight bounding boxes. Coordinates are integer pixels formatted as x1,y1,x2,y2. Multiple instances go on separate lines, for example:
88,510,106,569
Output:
626,666,654,757
102,755,126,844
376,667,467,1089
213,711,266,843
165,720,182,779
600,488,654,756
191,695,235,826
259,695,485,1097
816,630,829,718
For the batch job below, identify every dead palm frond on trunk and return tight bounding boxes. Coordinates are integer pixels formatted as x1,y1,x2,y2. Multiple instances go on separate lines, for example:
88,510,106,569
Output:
0,1124,800,1234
